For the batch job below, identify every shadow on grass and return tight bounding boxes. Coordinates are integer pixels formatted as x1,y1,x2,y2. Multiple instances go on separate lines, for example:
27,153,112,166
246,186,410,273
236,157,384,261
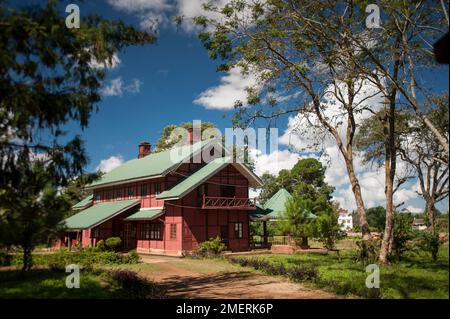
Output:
0,268,121,299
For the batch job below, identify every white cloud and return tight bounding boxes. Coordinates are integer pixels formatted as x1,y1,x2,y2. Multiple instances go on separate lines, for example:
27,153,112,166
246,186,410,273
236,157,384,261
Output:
101,77,124,97
252,149,300,177
89,52,121,70
107,0,172,12
193,67,258,110
101,77,142,97
96,155,124,173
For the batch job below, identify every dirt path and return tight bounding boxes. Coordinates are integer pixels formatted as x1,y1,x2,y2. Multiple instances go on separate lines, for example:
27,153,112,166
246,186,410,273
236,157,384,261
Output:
138,255,338,299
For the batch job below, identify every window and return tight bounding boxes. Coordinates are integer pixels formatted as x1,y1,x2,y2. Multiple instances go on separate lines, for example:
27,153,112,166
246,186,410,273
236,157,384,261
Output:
220,185,235,197
150,223,162,240
94,192,101,201
140,184,148,197
128,186,135,199
92,228,99,238
141,223,162,240
115,188,122,199
234,223,243,239
105,190,112,200
155,183,161,195
170,224,177,240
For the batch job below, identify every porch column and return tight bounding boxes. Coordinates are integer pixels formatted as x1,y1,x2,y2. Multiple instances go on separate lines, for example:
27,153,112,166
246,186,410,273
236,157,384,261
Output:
263,220,268,247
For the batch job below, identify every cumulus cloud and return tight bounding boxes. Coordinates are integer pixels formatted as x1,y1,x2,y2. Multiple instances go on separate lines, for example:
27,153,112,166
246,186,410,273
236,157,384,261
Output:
96,155,124,173
101,77,143,97
193,67,259,110
89,52,121,70
107,0,231,32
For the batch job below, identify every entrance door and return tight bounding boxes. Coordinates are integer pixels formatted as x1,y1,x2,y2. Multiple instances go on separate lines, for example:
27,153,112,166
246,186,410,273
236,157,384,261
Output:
123,223,137,250
220,225,229,248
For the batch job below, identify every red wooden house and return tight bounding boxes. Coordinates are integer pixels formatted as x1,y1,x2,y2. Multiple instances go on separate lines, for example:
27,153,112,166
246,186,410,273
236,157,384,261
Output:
60,136,262,256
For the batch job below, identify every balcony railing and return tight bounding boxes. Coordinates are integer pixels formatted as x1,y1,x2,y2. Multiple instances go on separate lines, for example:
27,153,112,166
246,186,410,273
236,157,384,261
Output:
202,195,257,210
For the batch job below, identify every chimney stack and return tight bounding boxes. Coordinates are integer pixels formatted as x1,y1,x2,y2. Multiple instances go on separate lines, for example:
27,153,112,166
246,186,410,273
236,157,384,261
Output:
187,128,194,144
138,141,151,158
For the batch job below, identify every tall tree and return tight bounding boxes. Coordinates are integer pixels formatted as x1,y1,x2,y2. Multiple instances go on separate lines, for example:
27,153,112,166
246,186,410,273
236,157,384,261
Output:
356,97,449,235
192,0,377,239
0,1,154,270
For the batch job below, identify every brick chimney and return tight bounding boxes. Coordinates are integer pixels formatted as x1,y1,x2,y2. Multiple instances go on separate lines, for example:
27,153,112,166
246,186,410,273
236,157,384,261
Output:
138,141,151,158
187,128,194,144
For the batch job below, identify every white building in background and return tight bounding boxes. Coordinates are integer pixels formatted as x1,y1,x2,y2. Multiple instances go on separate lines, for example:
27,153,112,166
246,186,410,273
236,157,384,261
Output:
338,209,353,231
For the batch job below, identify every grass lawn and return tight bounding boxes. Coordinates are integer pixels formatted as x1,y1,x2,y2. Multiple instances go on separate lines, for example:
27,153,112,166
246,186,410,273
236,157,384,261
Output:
229,245,449,299
0,268,128,298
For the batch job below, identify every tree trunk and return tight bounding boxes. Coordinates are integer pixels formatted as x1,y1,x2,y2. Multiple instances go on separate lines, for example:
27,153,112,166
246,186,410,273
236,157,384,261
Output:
379,95,397,264
426,198,436,235
345,160,371,240
21,246,33,272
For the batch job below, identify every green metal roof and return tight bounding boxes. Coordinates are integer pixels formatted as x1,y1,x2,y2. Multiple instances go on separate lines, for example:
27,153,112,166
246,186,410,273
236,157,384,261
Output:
63,199,140,229
156,156,232,200
88,139,216,188
250,188,317,220
263,188,292,218
125,208,164,221
72,195,93,209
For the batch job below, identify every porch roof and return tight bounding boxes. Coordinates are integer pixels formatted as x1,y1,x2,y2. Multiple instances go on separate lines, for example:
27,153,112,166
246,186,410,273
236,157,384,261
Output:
72,194,93,210
156,156,262,200
63,199,140,230
250,188,317,221
156,156,232,200
124,208,164,221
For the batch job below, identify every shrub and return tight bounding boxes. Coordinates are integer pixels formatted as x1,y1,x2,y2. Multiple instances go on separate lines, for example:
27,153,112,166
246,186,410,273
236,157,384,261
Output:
96,240,106,252
355,239,380,264
106,270,166,299
391,213,415,260
287,266,318,281
229,257,317,281
312,210,346,250
105,237,122,251
196,236,227,257
0,252,12,266
415,232,441,261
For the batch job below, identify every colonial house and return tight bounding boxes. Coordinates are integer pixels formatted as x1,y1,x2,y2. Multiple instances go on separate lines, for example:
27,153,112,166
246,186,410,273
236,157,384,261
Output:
59,135,262,256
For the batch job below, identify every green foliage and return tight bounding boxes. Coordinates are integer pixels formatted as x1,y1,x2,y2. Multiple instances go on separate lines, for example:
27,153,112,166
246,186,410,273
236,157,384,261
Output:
0,1,154,271
9,248,139,270
355,240,381,264
258,158,334,209
278,195,315,245
105,237,122,251
197,236,227,256
414,232,441,261
312,210,346,250
391,213,415,260
366,206,386,232
96,240,106,252
154,122,217,152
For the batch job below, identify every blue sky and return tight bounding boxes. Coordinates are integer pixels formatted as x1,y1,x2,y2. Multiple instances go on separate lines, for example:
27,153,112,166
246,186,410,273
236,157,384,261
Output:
37,0,449,213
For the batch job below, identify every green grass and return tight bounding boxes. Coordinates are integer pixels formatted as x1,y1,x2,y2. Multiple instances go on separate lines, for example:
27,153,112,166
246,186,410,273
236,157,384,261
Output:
0,269,127,299
229,246,449,299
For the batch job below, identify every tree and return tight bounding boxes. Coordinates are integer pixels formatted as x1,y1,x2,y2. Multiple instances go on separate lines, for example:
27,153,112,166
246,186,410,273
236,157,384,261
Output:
278,194,315,247
312,209,346,251
0,162,71,271
366,207,387,232
259,158,334,208
62,172,103,217
155,122,217,151
193,0,377,240
0,1,154,271
356,98,449,235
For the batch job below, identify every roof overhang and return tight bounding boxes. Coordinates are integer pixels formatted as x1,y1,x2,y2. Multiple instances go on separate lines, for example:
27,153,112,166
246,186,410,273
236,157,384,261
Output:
124,208,165,221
